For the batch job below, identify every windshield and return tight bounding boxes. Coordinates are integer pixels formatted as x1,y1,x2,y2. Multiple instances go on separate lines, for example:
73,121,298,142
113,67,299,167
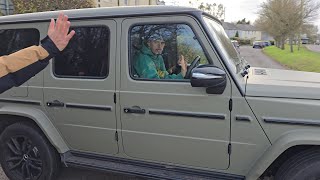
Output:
203,16,242,74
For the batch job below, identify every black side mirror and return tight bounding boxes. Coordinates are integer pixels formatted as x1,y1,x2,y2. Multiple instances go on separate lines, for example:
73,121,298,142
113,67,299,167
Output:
190,65,227,94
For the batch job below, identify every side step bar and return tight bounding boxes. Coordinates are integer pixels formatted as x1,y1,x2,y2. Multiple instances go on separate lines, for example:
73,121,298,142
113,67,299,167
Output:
61,151,244,180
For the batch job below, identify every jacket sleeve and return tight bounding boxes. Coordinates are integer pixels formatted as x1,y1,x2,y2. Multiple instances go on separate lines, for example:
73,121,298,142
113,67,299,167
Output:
0,36,60,94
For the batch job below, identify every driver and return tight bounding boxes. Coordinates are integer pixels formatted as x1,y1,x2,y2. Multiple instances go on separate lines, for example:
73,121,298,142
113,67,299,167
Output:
133,32,187,79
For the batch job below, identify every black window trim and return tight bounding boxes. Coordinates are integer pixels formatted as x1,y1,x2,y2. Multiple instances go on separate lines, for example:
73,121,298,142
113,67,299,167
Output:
52,24,110,80
128,20,213,83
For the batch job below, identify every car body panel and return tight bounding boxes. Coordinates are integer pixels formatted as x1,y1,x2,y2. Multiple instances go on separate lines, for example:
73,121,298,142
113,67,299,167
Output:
246,67,320,99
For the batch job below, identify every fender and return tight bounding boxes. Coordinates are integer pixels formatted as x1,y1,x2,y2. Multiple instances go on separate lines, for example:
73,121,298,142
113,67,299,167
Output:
246,129,320,180
0,105,69,153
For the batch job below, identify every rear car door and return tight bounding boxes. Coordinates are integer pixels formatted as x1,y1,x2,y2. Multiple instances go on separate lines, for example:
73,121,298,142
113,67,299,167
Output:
43,19,118,154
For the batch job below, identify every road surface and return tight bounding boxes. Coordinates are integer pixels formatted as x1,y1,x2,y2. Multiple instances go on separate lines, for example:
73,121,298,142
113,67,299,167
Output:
0,166,143,180
305,44,320,53
239,46,287,70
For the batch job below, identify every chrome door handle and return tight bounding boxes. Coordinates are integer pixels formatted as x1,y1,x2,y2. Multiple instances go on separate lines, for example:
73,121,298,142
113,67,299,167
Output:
124,106,146,114
46,100,65,107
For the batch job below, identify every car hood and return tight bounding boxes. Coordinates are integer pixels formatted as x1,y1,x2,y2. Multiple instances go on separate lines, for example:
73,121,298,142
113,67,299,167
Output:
245,67,320,99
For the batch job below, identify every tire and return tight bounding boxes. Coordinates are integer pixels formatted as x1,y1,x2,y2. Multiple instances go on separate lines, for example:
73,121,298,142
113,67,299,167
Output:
275,148,320,180
0,122,60,180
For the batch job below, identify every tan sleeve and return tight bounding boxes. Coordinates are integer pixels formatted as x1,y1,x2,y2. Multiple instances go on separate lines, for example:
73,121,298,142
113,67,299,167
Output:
0,46,49,78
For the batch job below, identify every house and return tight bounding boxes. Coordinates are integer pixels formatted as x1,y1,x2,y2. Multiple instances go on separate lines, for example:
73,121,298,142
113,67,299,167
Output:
222,22,273,41
94,0,165,7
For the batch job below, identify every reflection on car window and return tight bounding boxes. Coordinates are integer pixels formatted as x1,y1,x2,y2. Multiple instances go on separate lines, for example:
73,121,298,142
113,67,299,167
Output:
54,26,109,78
0,29,39,56
130,23,209,80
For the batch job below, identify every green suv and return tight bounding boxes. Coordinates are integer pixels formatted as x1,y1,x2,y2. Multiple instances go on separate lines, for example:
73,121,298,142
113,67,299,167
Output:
0,6,320,180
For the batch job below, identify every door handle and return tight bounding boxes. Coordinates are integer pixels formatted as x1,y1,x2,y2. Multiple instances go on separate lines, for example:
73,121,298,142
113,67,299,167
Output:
46,100,65,107
124,106,146,114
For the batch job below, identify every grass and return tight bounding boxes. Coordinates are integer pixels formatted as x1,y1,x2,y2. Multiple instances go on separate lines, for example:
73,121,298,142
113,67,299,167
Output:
263,45,320,73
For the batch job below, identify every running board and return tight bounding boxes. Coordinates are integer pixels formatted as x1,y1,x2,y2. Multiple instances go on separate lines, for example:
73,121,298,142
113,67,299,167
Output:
61,151,244,180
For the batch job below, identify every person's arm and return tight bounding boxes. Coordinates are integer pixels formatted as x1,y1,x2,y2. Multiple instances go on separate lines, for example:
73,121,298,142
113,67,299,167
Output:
0,12,75,94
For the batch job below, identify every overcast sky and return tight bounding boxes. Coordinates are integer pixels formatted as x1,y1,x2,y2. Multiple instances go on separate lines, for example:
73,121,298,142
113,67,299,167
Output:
164,0,320,31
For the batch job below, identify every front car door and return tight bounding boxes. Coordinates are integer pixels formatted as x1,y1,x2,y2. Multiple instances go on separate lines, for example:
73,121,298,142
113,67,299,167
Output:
43,19,118,155
120,15,231,170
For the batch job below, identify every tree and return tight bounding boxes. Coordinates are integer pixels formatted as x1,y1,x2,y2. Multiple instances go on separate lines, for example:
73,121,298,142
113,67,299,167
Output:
235,31,239,37
237,18,250,24
255,0,320,52
189,0,225,19
12,0,94,14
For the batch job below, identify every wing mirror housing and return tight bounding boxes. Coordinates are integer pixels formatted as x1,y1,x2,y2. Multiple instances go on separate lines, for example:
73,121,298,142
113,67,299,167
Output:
190,65,227,94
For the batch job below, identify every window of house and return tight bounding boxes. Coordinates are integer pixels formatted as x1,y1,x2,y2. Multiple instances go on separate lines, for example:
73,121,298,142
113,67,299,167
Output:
0,29,40,56
129,23,209,81
54,26,109,78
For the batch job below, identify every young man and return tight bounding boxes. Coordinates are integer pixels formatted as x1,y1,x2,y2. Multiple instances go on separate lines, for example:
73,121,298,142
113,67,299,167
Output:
0,12,75,93
134,32,187,79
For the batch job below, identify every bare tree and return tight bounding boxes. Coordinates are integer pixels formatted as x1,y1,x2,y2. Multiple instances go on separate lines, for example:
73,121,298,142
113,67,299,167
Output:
189,0,225,19
256,0,320,52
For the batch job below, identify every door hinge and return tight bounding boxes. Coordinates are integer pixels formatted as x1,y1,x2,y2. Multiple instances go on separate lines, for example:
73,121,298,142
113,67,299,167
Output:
228,143,232,155
113,93,116,104
229,99,233,111
115,131,119,141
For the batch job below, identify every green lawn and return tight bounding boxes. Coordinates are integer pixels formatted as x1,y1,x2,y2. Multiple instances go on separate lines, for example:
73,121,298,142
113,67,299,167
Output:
263,45,320,72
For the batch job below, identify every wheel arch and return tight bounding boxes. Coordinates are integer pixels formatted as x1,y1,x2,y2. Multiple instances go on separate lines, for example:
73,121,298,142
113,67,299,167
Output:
246,130,320,180
0,106,69,153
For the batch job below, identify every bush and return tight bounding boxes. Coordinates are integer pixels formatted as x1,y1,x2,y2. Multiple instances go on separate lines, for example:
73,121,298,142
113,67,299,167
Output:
238,39,251,45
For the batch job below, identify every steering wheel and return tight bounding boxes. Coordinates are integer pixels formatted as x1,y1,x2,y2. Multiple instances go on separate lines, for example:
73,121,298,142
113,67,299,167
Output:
184,55,201,79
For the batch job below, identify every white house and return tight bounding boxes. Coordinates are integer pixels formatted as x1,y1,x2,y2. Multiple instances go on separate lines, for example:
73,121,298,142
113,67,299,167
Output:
222,22,273,41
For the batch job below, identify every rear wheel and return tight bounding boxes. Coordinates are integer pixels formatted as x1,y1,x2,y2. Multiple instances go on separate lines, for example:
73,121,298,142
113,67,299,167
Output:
0,122,60,180
275,148,320,180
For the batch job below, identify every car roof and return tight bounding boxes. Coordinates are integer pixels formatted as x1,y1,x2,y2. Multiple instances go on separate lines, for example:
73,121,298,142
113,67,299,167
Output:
0,6,219,24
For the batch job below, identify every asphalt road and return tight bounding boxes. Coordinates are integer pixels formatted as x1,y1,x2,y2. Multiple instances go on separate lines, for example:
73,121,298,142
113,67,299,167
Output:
0,46,287,180
0,166,143,180
305,44,320,53
239,45,287,70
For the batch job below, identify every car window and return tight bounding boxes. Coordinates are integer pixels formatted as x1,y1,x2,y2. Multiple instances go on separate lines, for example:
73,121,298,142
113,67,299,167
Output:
54,26,109,79
0,29,39,56
129,23,209,80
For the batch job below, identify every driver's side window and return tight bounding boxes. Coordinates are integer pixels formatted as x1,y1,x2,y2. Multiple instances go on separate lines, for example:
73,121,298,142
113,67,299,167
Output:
129,23,209,80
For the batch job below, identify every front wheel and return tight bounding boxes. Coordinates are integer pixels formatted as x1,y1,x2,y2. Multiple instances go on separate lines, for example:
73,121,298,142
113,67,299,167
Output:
0,122,60,180
275,148,320,180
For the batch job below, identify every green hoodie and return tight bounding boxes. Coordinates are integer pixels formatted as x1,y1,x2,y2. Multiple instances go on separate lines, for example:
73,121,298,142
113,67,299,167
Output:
133,44,183,79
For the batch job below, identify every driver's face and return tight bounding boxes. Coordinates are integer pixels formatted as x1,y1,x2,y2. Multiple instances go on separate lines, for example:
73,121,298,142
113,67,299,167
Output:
147,40,165,55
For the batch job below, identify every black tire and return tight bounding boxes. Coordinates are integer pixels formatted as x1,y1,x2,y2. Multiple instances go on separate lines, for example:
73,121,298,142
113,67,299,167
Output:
275,148,320,180
0,122,60,180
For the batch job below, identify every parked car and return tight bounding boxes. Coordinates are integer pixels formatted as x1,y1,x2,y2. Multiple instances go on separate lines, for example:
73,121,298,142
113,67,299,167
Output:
1,6,320,180
316,40,320,45
253,41,265,48
231,40,240,54
263,41,271,46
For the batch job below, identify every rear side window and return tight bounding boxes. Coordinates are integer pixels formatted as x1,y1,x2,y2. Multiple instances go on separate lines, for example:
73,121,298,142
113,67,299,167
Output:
54,26,109,79
0,29,40,56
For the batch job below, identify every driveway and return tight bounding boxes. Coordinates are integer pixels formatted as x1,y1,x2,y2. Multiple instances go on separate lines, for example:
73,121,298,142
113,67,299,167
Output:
0,166,143,180
240,46,287,69
305,44,320,53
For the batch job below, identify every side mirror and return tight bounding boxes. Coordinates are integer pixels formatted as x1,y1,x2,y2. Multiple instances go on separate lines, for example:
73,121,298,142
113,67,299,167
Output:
190,65,227,94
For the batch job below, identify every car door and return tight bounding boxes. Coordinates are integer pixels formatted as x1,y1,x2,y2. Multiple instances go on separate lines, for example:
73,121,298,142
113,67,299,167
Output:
119,16,231,170
43,19,118,155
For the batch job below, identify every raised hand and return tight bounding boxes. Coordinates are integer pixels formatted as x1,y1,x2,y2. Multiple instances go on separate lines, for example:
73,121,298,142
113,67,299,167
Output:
179,55,188,77
47,12,75,51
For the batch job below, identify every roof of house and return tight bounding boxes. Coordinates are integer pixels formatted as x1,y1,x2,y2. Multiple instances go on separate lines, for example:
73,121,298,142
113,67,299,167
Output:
222,22,259,31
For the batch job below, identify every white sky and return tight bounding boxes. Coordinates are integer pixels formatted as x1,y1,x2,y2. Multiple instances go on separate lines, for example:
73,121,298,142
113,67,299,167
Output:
164,0,320,31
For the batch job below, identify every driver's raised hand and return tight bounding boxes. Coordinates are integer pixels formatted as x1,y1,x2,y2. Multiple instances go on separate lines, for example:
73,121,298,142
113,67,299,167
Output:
48,12,75,51
179,55,187,77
